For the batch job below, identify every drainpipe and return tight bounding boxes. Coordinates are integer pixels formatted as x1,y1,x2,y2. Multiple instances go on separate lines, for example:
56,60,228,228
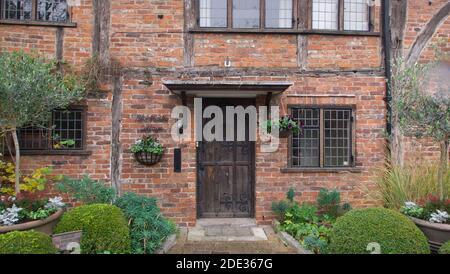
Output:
382,0,392,135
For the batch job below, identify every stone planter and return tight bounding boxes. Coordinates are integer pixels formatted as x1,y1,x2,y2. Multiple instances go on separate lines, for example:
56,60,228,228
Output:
0,208,64,236
411,217,450,253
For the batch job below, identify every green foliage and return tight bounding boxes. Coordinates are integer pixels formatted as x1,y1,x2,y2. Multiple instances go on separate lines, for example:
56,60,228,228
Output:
328,208,430,254
272,188,352,254
0,231,57,254
0,50,85,132
400,195,450,224
130,136,164,155
271,188,296,221
0,50,85,195
54,204,131,254
391,57,450,201
303,235,329,254
375,162,450,209
55,176,176,254
56,175,116,205
317,188,351,219
400,202,425,219
281,203,332,253
115,192,177,254
271,200,290,221
263,116,302,135
285,203,319,224
393,59,450,142
286,188,295,203
439,241,450,254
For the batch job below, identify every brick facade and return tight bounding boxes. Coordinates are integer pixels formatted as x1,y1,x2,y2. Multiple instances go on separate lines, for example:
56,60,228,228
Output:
0,0,448,227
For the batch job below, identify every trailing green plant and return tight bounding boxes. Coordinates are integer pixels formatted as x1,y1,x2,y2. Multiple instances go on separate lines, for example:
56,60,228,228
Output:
115,192,177,254
131,136,164,155
56,175,116,205
0,230,57,254
264,116,303,135
439,241,450,254
54,204,131,254
0,50,85,195
327,208,430,254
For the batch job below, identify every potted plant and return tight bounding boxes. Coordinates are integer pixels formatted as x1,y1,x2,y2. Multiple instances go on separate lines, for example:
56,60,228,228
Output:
131,136,164,166
264,116,303,138
0,161,65,235
400,196,450,253
391,57,450,252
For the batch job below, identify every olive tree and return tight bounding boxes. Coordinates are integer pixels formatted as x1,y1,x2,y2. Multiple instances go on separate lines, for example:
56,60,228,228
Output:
393,58,450,200
0,51,85,195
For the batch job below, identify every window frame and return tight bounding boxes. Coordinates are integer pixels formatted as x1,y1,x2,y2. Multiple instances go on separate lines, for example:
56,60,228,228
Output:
17,105,89,156
195,0,299,31
192,0,375,34
287,105,356,170
0,0,76,27
311,0,372,32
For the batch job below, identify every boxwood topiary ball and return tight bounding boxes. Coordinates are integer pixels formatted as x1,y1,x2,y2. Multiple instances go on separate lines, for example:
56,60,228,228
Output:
0,230,58,254
54,204,131,254
328,208,430,254
439,241,450,254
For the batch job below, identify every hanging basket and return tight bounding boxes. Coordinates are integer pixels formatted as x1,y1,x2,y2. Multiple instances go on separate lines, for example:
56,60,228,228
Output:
134,151,163,166
278,129,291,138
269,128,291,138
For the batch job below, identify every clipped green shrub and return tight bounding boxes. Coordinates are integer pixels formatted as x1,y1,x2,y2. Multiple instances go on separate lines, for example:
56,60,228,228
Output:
439,241,450,254
54,204,130,254
115,192,176,254
0,231,57,254
328,208,430,254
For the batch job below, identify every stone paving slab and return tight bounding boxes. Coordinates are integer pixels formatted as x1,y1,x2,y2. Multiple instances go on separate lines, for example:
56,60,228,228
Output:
168,222,297,254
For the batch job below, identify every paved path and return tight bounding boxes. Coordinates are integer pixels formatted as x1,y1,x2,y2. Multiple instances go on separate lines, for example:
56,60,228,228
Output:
168,219,296,254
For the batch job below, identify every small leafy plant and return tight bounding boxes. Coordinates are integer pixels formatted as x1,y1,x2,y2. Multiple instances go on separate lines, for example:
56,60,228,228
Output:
130,136,164,155
56,175,116,205
317,188,352,219
0,196,65,226
0,160,55,196
264,116,303,136
52,134,76,149
272,188,350,254
400,195,450,224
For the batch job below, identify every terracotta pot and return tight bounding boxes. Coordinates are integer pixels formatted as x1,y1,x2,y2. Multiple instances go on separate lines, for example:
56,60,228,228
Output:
410,217,450,253
0,208,64,236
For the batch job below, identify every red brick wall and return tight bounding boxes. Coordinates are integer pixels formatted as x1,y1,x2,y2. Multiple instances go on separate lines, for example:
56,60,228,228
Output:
1,0,446,227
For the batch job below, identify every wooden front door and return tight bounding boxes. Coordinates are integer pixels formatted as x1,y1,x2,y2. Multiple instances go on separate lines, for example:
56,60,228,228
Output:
197,98,255,218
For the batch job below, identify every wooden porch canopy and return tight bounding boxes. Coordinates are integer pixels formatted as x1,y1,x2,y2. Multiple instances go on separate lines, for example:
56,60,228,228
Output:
163,80,293,99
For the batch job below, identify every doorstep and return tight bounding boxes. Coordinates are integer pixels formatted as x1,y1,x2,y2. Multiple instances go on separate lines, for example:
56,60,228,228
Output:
187,218,268,242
